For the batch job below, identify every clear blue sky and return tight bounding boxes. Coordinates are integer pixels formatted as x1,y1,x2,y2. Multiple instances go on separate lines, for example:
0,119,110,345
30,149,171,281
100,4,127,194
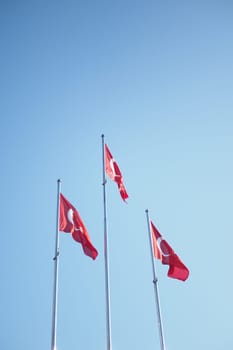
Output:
0,1,233,349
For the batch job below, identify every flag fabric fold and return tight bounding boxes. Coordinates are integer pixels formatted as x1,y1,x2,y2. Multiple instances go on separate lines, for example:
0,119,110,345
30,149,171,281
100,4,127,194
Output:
59,193,98,260
150,221,189,281
104,143,128,202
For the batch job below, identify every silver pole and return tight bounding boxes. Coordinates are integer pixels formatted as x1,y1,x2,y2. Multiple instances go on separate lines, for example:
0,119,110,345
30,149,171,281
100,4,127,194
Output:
51,179,61,350
145,209,166,350
101,134,112,350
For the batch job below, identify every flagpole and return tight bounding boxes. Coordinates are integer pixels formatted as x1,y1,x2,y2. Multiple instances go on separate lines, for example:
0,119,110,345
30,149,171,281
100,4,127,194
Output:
101,134,112,350
51,179,61,350
145,209,166,350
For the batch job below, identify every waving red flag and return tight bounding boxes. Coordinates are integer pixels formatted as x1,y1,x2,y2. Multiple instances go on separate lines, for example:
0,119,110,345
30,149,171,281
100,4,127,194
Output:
151,221,189,281
104,143,128,202
59,193,98,260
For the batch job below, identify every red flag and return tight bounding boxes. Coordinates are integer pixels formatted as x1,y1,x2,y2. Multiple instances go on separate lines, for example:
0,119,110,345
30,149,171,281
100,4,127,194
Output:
151,221,189,281
104,143,128,202
59,193,98,260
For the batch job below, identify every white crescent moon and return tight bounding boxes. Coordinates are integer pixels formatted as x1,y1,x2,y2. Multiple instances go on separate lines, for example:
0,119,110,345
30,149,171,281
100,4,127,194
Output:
110,158,121,179
67,208,74,224
109,158,116,176
157,237,170,257
67,208,82,232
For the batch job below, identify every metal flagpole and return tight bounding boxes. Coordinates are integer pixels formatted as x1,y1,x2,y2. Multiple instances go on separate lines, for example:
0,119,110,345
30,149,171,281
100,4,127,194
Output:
101,134,112,350
145,209,166,350
51,179,61,350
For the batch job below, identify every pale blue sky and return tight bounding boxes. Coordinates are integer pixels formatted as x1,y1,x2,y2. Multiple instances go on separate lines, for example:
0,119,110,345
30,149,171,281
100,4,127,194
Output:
0,1,233,349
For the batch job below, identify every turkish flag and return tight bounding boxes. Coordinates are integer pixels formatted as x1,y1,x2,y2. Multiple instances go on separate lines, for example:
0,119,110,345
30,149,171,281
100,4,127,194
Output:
151,221,189,281
104,143,128,202
59,193,98,260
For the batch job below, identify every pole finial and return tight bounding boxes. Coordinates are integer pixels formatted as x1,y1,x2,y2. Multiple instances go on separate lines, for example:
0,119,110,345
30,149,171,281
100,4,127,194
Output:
57,178,62,183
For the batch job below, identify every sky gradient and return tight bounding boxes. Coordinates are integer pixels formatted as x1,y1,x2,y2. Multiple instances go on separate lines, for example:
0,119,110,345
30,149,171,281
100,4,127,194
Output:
0,1,233,349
